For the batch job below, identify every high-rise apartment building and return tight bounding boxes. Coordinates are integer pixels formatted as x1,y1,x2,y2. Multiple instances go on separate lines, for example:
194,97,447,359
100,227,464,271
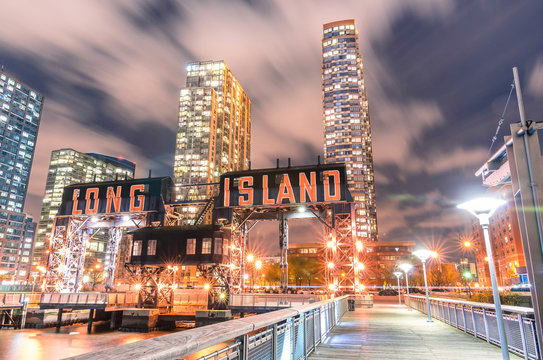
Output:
0,69,43,280
322,20,378,241
174,60,251,220
33,149,135,268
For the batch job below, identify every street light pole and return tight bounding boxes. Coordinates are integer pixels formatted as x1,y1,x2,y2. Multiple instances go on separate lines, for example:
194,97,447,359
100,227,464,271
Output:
413,249,435,323
393,271,402,305
458,198,510,360
421,260,432,322
481,216,509,360
399,263,412,310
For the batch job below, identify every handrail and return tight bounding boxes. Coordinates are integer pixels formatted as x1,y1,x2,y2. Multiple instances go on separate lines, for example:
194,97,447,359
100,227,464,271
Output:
406,295,539,359
407,294,534,316
67,295,349,360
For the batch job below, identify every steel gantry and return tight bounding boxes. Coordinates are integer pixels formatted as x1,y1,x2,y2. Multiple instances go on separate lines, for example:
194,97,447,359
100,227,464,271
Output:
44,213,148,293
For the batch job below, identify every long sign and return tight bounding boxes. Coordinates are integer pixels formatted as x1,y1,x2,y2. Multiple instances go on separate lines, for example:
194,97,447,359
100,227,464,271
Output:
216,164,350,208
58,177,173,216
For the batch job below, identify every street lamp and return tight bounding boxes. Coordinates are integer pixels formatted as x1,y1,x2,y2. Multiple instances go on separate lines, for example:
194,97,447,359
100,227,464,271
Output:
458,197,509,360
413,249,436,322
393,271,403,305
463,271,472,297
399,263,413,310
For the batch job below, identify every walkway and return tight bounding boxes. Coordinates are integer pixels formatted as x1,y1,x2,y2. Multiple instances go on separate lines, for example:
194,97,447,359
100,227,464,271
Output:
310,301,522,360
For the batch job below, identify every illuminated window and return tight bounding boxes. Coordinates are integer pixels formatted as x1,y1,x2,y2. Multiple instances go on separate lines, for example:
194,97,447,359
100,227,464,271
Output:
202,238,212,254
214,238,222,254
187,238,196,254
147,240,157,256
132,240,142,256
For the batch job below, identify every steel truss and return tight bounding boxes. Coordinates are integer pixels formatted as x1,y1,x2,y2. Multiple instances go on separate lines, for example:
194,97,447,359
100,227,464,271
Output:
44,213,150,293
325,205,362,293
124,265,173,307
44,217,90,293
197,264,230,309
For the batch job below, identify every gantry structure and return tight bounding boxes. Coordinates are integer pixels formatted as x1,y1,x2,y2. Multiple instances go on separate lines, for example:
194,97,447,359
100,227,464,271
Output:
43,162,364,303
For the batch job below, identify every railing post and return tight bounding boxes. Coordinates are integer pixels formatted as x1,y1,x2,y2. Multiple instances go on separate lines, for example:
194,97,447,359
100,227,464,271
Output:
517,314,529,360
303,312,308,359
462,305,467,333
272,324,278,360
447,302,451,324
483,308,490,343
453,304,458,328
291,318,295,360
236,334,249,360
471,307,478,338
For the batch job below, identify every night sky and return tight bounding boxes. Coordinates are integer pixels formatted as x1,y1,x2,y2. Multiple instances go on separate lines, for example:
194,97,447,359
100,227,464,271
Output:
2,1,543,259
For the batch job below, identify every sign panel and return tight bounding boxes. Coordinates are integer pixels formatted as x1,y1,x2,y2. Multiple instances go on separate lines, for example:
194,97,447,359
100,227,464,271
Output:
216,164,351,208
58,177,173,216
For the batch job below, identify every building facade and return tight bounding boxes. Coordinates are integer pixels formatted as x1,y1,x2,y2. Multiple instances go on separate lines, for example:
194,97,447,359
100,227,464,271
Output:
32,149,135,270
173,61,251,222
0,69,43,280
473,144,527,286
321,20,378,241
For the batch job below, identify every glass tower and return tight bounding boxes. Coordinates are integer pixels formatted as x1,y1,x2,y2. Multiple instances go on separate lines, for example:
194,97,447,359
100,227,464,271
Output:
33,149,135,269
0,69,44,279
322,20,378,241
174,60,251,220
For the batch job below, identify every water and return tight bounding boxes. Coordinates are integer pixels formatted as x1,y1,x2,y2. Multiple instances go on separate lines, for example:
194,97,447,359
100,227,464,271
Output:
0,323,182,360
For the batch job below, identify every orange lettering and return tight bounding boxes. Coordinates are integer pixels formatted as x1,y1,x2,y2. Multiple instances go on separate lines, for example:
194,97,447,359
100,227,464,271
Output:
106,186,122,213
223,178,230,207
72,189,82,215
129,185,146,212
238,176,254,206
276,174,296,204
323,170,341,201
85,188,99,214
299,172,317,203
262,175,275,205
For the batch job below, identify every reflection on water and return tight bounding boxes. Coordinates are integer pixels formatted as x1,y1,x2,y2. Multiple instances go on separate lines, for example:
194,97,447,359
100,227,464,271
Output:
0,323,182,360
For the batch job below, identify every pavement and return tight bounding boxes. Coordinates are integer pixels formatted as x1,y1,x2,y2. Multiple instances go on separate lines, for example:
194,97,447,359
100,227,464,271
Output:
309,297,522,360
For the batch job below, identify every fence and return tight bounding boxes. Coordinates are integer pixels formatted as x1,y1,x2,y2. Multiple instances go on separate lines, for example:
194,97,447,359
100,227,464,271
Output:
40,292,138,308
407,295,539,360
68,295,349,360
0,292,40,307
229,294,327,309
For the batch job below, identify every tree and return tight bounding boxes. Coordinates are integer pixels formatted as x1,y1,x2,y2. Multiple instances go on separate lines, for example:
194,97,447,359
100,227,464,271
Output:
375,263,396,287
429,263,460,287
288,257,321,286
263,263,280,286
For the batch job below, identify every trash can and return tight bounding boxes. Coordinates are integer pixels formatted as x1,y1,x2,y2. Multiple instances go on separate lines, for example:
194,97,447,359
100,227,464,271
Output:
348,299,355,311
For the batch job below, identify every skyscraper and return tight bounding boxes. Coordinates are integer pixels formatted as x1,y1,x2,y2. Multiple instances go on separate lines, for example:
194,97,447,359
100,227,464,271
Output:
174,60,251,220
0,69,44,279
33,149,135,269
322,20,378,241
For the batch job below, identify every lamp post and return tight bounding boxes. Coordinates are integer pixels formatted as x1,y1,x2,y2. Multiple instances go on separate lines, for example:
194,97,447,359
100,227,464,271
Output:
393,271,403,305
255,260,262,289
413,249,436,322
458,197,509,360
463,271,472,297
399,263,412,310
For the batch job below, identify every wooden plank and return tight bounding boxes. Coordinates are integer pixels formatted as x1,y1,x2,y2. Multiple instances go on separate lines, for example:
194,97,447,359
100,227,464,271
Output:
309,302,522,360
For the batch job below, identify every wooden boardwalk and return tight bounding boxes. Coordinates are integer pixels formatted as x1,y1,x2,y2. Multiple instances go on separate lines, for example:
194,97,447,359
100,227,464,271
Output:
309,301,522,360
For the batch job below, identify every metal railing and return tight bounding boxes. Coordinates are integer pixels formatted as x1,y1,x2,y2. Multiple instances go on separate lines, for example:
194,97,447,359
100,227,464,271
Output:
229,294,327,309
67,295,349,360
40,292,138,307
0,292,41,307
407,295,540,360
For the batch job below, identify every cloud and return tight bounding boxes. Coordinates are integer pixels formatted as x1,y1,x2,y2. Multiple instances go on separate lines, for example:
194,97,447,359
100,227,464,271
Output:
528,57,543,96
3,1,542,259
